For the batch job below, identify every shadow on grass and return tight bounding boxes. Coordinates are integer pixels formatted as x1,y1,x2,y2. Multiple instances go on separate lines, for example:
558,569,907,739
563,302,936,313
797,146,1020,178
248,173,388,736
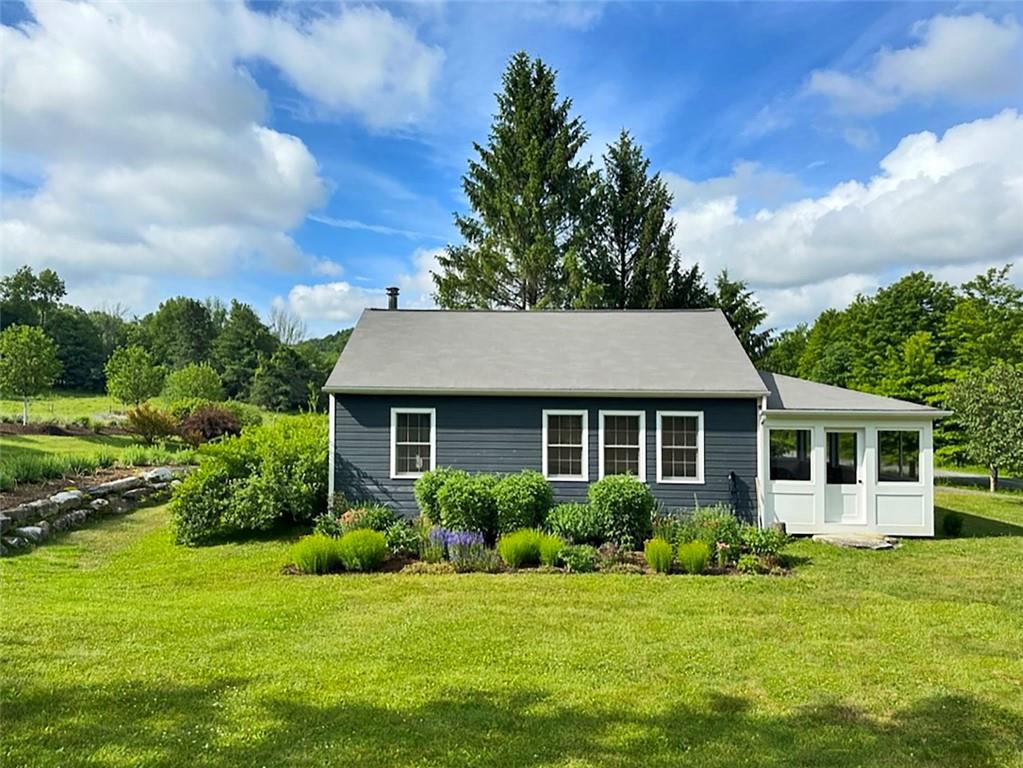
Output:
936,506,1023,539
4,681,1022,768
193,520,310,547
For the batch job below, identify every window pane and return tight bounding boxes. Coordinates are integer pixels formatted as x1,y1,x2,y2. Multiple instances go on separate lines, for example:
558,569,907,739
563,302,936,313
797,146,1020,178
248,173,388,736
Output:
604,446,639,476
660,415,699,479
549,414,582,446
878,430,919,482
662,416,697,448
396,444,431,474
394,412,432,474
826,432,857,484
770,429,811,481
548,446,582,477
602,414,640,477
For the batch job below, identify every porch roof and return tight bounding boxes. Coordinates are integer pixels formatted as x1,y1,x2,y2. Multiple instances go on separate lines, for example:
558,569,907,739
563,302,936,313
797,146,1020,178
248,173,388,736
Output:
759,372,949,417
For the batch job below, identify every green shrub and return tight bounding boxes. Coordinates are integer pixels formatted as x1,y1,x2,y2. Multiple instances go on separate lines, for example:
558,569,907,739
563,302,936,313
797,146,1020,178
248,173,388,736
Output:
588,474,654,549
222,400,264,427
681,506,743,563
493,470,553,532
546,502,605,545
496,529,544,568
126,403,179,445
644,537,674,573
180,404,241,446
385,521,423,557
740,525,789,557
170,415,327,544
291,534,343,574
559,544,598,573
162,363,224,402
167,397,213,422
538,533,565,566
942,511,964,537
676,540,710,575
437,471,498,541
337,505,397,533
736,553,765,575
413,466,459,524
119,443,194,468
337,529,388,572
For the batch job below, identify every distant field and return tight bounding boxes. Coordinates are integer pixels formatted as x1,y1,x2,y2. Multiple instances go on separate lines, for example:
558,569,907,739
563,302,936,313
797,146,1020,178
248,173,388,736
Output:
0,392,127,424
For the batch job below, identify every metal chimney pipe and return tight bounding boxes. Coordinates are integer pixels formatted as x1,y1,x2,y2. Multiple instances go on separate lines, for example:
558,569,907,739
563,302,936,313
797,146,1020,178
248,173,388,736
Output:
386,286,399,310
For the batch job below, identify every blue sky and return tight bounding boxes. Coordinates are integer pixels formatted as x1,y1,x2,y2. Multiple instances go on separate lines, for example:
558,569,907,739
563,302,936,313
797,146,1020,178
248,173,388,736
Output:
2,1,1021,336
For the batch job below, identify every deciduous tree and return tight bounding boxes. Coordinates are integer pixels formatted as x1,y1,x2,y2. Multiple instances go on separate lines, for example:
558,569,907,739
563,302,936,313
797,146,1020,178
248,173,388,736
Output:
105,345,164,406
0,325,62,424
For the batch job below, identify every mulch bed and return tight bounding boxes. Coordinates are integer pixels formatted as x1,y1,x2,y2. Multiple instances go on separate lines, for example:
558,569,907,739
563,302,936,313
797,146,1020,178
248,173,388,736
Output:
0,423,130,437
0,467,140,510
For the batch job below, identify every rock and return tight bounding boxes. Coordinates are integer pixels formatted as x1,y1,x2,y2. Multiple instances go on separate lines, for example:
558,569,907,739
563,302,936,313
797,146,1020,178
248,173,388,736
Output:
13,525,47,543
52,510,89,531
170,479,182,489
144,467,174,483
1,536,31,554
121,488,150,501
50,490,85,512
0,515,10,534
6,499,57,524
89,498,110,512
812,533,897,550
149,482,169,491
85,476,143,497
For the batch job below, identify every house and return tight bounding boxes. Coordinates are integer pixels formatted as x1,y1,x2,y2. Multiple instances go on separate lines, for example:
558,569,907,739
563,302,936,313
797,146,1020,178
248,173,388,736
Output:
323,292,946,536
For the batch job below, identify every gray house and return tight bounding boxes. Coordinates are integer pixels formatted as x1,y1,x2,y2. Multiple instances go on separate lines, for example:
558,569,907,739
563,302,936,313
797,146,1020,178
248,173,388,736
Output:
324,297,945,536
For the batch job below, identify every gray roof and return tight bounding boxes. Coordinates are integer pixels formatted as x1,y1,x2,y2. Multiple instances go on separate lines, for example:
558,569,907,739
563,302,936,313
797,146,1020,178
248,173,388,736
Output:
325,309,768,397
760,371,946,415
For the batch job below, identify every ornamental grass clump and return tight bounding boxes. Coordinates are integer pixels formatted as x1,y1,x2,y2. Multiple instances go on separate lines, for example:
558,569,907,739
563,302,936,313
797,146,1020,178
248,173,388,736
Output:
496,529,544,568
538,533,565,566
644,537,674,574
291,534,343,574
546,503,605,545
676,540,710,575
337,529,388,572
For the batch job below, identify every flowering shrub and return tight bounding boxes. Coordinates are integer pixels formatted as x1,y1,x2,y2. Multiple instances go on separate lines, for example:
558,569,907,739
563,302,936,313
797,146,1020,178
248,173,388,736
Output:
679,506,743,563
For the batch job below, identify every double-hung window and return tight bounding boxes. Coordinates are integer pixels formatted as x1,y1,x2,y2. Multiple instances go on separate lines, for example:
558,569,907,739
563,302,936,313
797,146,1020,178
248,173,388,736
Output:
390,408,435,479
656,411,704,483
599,411,645,480
543,410,588,481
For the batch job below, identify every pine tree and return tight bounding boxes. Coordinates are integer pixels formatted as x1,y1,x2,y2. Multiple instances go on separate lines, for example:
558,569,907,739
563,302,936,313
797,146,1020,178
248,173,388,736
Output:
211,301,278,400
434,52,594,309
714,270,772,362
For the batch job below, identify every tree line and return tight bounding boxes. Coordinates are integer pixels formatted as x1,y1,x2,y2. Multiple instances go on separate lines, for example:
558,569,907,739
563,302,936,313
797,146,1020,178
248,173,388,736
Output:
0,265,350,418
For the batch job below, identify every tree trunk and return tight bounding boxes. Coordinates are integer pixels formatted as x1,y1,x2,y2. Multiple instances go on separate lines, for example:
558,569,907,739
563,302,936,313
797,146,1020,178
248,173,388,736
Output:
22,398,28,426
989,466,999,493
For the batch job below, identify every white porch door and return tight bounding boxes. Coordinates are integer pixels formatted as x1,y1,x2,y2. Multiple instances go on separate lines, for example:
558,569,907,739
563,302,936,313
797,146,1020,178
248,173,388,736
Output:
824,430,865,524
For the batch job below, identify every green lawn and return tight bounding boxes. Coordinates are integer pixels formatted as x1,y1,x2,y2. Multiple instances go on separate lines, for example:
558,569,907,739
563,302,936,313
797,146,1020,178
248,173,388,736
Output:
0,391,128,425
2,488,1022,767
0,433,138,461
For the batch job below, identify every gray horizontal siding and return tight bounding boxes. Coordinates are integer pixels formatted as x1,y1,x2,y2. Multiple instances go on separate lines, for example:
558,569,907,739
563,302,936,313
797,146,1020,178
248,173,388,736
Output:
334,395,757,522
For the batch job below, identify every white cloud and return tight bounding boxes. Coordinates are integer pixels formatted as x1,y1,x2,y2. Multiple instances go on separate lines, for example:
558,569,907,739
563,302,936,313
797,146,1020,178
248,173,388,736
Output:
808,13,1023,115
278,247,442,332
0,1,441,306
670,110,1023,325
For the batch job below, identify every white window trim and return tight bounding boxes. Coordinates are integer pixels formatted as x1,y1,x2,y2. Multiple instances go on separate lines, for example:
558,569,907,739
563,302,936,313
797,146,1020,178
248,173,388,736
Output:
542,409,589,482
598,410,646,481
767,426,814,486
876,427,924,487
656,410,705,484
390,407,436,480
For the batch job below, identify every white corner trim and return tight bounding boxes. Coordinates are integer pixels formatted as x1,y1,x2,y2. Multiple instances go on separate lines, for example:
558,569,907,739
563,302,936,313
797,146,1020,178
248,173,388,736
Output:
328,394,335,499
390,407,436,480
655,410,705,484
597,410,646,481
542,409,589,482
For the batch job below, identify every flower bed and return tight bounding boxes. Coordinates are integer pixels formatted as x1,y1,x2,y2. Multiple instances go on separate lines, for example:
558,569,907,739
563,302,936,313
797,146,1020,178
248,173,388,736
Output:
289,469,795,576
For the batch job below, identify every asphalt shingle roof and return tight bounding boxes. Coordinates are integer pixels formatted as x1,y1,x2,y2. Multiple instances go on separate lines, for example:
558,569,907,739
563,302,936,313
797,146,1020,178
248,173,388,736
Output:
759,371,946,415
324,309,769,397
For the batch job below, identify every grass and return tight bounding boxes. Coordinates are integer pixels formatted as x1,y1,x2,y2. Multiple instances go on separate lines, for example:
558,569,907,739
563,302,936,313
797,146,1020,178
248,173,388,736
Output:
0,391,128,425
2,488,1022,767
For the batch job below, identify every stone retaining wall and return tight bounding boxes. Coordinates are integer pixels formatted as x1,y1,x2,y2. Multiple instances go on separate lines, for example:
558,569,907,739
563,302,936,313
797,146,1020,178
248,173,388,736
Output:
0,467,188,556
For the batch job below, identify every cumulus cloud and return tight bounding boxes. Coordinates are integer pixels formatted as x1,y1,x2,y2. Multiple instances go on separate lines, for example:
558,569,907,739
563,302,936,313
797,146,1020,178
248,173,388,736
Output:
808,13,1023,115
0,0,440,306
277,248,442,333
670,110,1023,324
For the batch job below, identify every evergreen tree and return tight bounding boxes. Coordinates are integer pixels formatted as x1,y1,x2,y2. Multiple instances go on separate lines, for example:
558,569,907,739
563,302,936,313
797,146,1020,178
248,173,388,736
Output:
434,52,594,309
249,346,313,412
713,270,772,362
46,307,106,391
211,300,278,399
584,131,678,309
